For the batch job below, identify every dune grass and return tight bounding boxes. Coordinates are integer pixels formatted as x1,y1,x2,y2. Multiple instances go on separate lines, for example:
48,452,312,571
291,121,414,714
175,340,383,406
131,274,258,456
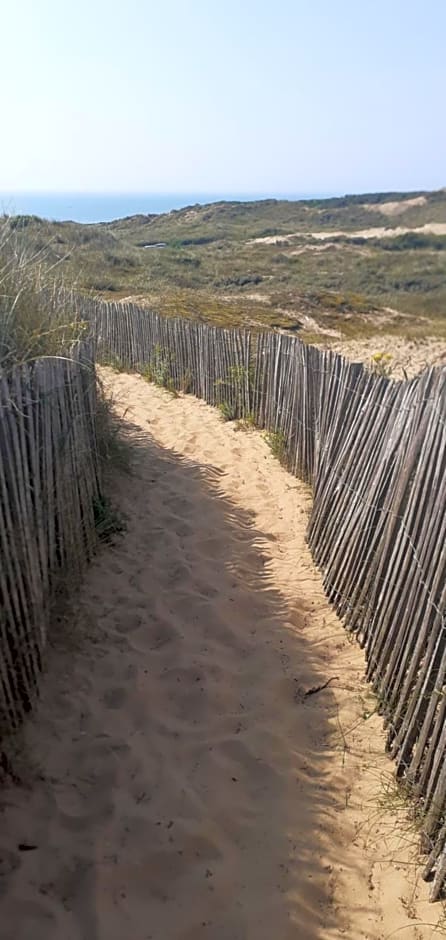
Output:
0,216,130,507
0,217,89,370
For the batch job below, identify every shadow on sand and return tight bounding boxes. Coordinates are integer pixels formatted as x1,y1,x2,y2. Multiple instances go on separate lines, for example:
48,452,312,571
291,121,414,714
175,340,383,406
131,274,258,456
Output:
0,419,352,940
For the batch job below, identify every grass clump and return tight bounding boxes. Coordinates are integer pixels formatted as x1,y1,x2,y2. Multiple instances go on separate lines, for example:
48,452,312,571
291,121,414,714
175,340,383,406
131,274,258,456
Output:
236,412,256,431
215,364,254,421
0,217,87,370
218,400,237,421
264,429,287,462
140,344,178,395
101,353,128,372
93,493,126,542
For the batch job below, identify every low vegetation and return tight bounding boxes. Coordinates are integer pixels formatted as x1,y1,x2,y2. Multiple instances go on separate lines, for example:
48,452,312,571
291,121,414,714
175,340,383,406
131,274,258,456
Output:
370,351,394,378
0,219,86,369
0,217,125,523
264,429,287,463
3,188,446,345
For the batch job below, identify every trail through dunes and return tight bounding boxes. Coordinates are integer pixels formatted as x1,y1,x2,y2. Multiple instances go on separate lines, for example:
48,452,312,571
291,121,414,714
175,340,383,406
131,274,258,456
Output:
0,370,440,940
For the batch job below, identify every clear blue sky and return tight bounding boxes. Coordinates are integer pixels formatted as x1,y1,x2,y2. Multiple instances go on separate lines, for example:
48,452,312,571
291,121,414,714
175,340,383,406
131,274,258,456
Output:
2,0,445,194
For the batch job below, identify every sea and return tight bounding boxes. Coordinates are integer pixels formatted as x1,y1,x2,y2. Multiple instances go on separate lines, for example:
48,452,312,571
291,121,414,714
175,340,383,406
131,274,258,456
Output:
0,192,333,224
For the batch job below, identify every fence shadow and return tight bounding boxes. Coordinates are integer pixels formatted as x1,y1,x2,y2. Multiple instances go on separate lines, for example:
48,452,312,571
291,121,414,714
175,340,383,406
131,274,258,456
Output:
0,418,363,940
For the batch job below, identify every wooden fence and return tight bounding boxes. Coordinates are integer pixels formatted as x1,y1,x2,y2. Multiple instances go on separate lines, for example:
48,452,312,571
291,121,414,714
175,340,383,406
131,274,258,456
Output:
88,298,446,898
0,345,101,732
1,293,444,897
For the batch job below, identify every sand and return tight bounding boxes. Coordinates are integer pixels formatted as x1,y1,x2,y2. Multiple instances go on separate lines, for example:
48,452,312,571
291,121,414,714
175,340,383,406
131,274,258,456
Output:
364,197,428,217
0,369,442,940
249,222,446,245
315,334,446,380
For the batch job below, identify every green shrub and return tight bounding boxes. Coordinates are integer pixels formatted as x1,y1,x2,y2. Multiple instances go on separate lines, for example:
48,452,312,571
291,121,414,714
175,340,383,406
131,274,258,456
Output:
6,214,44,230
264,429,287,462
139,345,179,396
140,344,174,387
375,232,446,251
218,400,237,421
215,364,254,419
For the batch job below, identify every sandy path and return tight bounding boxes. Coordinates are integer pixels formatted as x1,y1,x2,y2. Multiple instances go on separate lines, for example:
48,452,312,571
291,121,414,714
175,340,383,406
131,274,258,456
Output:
0,370,440,940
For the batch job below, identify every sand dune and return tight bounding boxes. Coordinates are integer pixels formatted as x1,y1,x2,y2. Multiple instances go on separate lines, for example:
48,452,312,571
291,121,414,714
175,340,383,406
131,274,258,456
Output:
250,221,446,244
0,371,439,939
364,196,427,216
317,334,446,380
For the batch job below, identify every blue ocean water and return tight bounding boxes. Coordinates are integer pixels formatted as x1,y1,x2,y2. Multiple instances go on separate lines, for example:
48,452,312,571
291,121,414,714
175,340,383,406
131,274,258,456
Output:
0,192,333,224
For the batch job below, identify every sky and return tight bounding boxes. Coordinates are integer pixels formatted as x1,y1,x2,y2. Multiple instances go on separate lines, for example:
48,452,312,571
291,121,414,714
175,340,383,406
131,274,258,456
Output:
1,0,445,195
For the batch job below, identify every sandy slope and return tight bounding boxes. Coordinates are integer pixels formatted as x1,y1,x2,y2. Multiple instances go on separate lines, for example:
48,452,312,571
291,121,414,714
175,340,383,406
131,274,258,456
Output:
250,222,446,244
0,370,442,940
364,197,427,216
316,335,446,380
